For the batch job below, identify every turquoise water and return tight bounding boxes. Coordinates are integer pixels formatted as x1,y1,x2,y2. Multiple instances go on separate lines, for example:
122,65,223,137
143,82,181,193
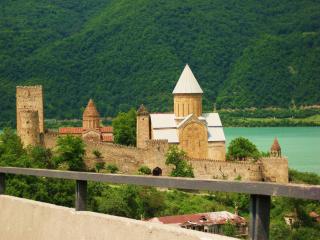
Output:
224,127,320,174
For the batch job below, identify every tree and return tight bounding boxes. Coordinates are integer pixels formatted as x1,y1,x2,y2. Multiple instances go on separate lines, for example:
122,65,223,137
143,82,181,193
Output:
28,146,53,169
112,108,136,146
0,128,26,167
54,135,86,171
165,146,194,178
227,137,260,161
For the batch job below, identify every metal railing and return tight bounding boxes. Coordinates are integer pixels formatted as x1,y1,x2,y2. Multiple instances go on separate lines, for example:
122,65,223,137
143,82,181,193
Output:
0,167,319,240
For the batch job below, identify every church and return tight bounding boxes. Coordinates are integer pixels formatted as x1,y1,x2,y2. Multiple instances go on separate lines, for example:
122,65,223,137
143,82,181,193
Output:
137,65,226,160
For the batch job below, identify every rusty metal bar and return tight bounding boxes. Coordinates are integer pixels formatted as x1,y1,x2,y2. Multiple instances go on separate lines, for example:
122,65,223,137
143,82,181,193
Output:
75,180,87,211
0,173,5,194
249,195,271,240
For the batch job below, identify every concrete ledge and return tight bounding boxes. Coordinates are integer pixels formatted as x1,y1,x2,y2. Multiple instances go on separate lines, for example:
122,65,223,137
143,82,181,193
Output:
0,195,236,240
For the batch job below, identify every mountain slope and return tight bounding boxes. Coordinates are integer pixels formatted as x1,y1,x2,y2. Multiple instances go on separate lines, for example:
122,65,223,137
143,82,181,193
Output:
0,0,319,125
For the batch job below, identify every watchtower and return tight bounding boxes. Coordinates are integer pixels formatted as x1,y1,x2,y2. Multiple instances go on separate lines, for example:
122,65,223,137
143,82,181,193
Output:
136,105,150,149
18,110,40,146
16,85,44,135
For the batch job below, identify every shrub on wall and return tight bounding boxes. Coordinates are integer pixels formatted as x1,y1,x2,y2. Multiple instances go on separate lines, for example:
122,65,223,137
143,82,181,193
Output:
227,137,261,161
138,165,152,175
106,164,119,173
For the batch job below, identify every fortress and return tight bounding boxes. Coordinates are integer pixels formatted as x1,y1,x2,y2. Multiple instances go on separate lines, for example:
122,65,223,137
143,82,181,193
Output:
15,65,288,183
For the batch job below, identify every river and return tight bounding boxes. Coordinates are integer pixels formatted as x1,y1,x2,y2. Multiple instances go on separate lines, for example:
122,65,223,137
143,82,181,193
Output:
225,127,320,174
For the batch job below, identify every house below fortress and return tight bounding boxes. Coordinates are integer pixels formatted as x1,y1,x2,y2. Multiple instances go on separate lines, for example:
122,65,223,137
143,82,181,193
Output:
137,64,226,160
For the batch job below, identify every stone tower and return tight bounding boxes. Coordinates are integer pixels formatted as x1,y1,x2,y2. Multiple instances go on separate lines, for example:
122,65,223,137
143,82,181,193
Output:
270,138,281,157
16,85,44,135
173,64,203,118
83,99,100,130
136,104,150,149
18,110,40,146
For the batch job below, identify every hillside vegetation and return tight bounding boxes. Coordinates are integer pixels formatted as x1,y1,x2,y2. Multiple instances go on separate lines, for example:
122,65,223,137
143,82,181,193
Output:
0,0,319,125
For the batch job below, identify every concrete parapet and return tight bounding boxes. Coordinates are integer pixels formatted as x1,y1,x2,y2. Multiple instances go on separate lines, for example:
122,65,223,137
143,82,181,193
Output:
0,195,236,240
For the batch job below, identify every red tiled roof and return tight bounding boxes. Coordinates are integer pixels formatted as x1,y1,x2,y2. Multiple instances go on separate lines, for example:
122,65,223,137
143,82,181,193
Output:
59,127,83,134
147,211,246,225
100,126,113,133
102,135,114,142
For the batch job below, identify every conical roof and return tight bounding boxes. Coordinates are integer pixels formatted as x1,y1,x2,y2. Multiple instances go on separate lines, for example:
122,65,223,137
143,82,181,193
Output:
172,64,203,94
83,99,100,117
137,104,149,116
271,138,281,151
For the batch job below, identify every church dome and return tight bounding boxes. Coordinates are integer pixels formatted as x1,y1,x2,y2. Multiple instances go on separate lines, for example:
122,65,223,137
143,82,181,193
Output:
83,99,100,118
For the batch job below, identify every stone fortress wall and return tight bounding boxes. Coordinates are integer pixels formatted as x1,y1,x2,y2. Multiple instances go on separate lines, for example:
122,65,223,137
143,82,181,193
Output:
44,134,288,183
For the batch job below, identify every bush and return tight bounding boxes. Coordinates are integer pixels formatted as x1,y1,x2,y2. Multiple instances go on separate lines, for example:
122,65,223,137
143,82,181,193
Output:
106,164,119,173
92,150,102,158
95,161,105,173
138,166,152,175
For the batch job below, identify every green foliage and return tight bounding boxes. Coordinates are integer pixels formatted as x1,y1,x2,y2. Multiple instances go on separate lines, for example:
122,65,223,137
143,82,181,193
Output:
106,164,119,173
1,0,320,126
289,169,320,185
227,137,261,161
221,221,237,237
138,165,152,175
112,109,136,146
0,128,26,166
54,135,86,171
92,149,102,158
220,108,320,127
95,161,105,173
165,146,194,178
27,146,54,169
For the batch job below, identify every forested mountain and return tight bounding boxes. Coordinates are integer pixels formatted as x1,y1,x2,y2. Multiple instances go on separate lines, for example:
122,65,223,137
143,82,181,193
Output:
0,0,319,125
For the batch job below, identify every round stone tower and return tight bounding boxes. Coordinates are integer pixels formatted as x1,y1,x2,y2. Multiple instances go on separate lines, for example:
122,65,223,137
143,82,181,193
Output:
83,99,100,130
19,110,40,147
173,64,203,117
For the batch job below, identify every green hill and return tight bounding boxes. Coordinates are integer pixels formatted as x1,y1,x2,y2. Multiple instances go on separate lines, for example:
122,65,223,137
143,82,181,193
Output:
0,0,319,125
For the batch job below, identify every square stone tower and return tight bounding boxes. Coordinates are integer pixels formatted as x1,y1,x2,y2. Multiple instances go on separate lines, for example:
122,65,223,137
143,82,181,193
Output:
16,86,44,135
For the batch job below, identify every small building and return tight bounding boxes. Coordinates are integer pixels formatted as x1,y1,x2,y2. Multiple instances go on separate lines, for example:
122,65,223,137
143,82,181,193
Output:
137,65,226,160
59,99,113,143
147,211,247,236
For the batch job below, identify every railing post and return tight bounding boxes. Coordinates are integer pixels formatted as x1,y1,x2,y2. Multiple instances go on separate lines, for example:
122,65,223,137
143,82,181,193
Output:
0,173,5,194
75,180,87,211
249,194,271,240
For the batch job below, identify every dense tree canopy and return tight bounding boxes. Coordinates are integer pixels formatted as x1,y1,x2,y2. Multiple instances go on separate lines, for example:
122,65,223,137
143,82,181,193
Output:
227,137,261,161
112,108,136,146
0,0,320,127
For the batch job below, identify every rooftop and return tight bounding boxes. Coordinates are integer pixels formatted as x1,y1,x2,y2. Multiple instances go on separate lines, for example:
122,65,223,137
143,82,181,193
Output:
172,64,203,94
